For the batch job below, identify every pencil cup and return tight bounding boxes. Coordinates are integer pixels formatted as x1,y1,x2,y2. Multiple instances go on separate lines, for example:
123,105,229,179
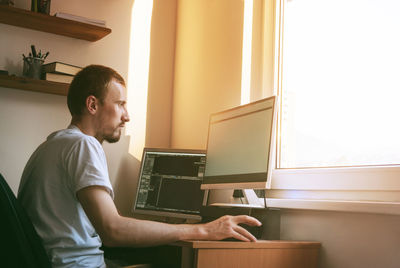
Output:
23,57,44,79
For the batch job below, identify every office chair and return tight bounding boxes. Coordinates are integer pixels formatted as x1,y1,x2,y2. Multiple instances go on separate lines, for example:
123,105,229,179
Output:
0,173,51,268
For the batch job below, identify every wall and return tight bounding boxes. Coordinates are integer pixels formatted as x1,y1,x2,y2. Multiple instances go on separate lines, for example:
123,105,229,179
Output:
0,0,134,214
117,0,178,214
2,1,399,267
170,1,400,267
145,0,177,149
281,209,400,268
0,0,178,215
172,0,244,150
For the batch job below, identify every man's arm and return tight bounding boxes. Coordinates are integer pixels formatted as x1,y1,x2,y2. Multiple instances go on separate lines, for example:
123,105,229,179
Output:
77,186,262,247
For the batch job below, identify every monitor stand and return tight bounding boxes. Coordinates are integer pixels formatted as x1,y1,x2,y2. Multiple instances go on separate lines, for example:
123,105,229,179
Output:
209,189,265,208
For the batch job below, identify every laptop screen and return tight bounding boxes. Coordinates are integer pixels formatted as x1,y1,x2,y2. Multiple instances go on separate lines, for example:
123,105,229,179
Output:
133,148,206,220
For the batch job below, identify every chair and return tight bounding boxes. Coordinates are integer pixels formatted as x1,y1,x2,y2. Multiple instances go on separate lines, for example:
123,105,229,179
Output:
0,173,51,268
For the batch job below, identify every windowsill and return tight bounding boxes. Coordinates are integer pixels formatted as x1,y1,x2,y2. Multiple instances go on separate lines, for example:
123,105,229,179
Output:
271,165,400,191
266,198,400,216
265,166,400,215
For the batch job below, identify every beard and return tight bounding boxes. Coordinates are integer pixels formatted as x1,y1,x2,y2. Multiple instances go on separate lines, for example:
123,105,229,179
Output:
103,127,122,143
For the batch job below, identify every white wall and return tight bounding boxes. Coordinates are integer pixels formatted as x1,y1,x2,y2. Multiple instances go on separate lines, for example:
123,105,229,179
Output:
0,0,135,213
0,87,70,192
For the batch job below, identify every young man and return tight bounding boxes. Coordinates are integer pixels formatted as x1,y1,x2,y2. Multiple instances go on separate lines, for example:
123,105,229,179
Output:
18,65,261,268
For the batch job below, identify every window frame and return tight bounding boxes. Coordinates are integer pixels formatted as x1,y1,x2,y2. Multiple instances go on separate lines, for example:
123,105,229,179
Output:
265,0,400,211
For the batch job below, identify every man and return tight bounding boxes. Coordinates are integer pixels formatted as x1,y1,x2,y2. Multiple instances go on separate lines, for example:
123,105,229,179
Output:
18,65,261,268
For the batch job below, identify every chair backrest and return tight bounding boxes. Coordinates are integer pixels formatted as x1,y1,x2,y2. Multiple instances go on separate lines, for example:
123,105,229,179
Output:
0,173,51,268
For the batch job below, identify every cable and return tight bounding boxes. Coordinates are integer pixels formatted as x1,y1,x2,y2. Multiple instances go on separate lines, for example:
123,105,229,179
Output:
263,189,267,208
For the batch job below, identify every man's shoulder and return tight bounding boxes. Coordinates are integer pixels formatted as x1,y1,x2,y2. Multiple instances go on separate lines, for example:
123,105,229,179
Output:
42,128,103,159
48,128,98,147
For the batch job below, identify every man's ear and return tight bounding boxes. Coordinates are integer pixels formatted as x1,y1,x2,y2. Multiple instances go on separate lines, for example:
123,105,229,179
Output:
86,95,98,115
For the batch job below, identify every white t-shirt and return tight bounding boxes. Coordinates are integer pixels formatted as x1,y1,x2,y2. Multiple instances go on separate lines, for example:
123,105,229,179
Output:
18,125,113,268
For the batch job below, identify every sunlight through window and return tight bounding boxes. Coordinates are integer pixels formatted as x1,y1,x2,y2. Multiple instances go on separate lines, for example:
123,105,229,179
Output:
279,0,400,168
127,0,154,159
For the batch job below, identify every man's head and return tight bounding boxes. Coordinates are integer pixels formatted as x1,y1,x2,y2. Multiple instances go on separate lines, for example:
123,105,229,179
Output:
68,65,130,143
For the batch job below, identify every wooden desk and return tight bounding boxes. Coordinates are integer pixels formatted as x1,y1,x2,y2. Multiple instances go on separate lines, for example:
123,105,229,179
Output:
174,240,321,268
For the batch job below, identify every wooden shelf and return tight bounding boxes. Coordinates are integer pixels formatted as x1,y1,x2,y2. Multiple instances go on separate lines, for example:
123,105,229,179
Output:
0,5,111,41
0,74,69,96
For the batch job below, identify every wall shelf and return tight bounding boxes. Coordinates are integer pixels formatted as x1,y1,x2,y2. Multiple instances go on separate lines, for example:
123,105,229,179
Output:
0,5,111,41
0,75,68,96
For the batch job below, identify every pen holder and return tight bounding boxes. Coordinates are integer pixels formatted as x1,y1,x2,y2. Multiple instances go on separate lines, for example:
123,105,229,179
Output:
23,57,44,79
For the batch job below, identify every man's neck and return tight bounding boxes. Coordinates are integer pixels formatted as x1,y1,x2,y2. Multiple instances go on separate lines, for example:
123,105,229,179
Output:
70,117,103,144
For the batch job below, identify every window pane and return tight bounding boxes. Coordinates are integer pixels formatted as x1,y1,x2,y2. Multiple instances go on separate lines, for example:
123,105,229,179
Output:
280,0,400,168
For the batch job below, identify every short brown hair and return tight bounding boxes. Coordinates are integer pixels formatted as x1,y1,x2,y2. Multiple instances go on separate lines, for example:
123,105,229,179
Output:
67,65,125,116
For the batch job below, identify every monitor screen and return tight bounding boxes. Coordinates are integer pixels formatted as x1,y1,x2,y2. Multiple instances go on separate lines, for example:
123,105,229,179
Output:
133,148,206,220
201,96,277,190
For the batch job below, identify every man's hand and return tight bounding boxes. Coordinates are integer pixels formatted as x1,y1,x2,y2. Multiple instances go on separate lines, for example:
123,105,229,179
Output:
200,215,262,242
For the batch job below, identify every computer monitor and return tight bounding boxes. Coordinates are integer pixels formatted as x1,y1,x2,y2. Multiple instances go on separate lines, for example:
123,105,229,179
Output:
133,148,207,220
201,96,277,190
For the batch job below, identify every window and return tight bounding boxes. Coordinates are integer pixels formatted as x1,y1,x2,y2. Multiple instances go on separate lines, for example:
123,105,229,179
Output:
265,0,400,210
278,0,400,169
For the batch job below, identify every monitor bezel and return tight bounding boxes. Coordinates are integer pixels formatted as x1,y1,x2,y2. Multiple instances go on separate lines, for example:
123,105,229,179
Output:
201,96,277,190
132,147,207,221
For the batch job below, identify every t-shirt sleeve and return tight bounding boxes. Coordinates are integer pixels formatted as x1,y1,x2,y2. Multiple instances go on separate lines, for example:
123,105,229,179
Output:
65,136,114,199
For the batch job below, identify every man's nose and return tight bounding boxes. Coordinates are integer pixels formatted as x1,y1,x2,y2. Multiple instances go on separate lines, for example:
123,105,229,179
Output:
123,108,130,122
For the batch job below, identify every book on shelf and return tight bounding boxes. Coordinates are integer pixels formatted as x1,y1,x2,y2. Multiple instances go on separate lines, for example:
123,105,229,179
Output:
43,72,74,84
55,12,106,27
42,62,82,76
